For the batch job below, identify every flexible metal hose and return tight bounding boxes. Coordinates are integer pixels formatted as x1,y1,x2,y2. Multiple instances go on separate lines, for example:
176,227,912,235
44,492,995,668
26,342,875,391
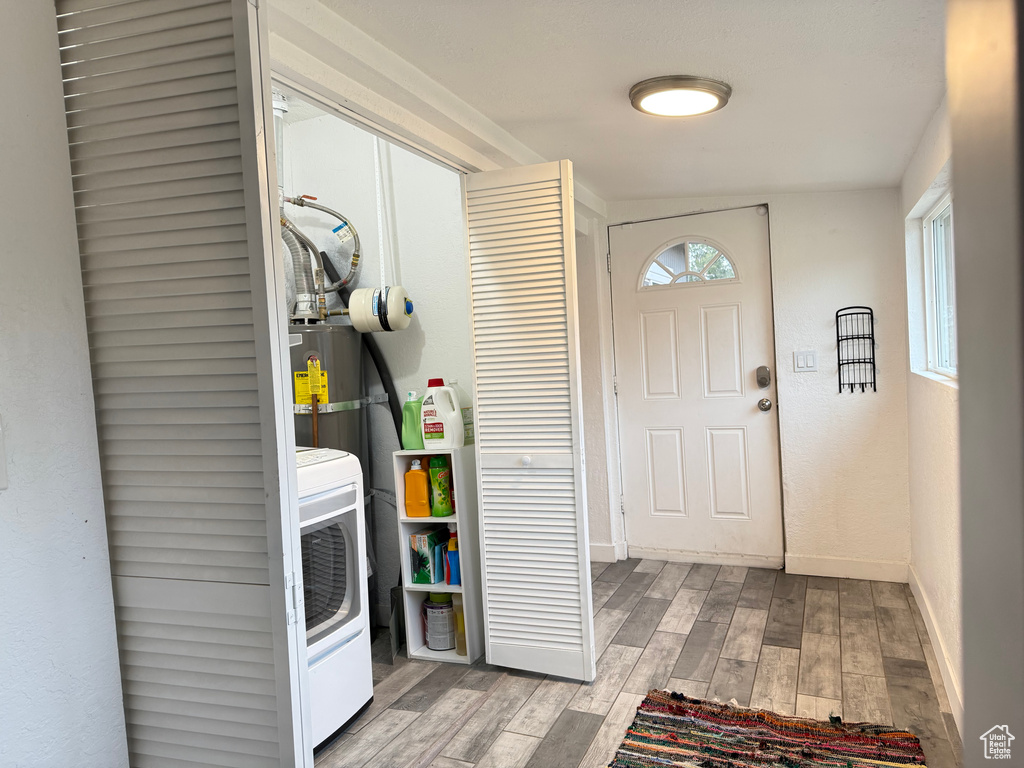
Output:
281,227,312,297
281,213,328,319
280,214,324,276
284,196,362,287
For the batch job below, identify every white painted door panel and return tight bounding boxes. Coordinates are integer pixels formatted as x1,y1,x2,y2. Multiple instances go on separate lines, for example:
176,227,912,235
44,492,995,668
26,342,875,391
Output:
465,160,596,682
610,207,783,565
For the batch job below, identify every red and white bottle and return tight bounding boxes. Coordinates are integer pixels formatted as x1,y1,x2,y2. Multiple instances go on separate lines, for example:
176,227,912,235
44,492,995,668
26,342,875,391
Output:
420,378,465,449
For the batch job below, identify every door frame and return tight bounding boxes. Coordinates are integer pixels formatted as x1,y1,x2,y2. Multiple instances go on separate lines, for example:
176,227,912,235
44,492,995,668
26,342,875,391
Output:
606,204,788,563
574,214,628,562
236,2,314,761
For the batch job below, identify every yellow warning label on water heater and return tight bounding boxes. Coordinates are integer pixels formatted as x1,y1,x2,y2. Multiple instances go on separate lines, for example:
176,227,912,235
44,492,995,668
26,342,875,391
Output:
294,370,329,404
307,358,322,395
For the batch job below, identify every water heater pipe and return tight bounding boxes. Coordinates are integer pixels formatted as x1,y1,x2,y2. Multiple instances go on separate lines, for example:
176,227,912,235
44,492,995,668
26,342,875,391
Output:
272,90,288,199
281,228,318,321
280,214,324,275
310,392,319,447
280,214,327,320
284,196,362,289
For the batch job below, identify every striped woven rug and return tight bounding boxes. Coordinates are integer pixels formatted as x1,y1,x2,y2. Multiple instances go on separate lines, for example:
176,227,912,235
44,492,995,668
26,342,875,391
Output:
611,690,927,768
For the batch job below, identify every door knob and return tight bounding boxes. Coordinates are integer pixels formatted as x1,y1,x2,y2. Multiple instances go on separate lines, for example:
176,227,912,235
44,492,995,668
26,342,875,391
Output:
521,456,532,467
757,398,772,412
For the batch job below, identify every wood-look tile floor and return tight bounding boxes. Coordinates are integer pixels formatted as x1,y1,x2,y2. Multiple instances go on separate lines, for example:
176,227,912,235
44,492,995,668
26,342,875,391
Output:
316,560,963,768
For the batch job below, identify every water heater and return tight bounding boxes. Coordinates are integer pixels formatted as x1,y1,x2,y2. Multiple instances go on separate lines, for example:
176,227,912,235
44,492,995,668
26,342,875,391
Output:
289,325,366,464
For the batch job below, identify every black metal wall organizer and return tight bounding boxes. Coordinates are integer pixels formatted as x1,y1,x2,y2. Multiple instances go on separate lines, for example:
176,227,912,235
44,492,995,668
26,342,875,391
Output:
836,306,876,393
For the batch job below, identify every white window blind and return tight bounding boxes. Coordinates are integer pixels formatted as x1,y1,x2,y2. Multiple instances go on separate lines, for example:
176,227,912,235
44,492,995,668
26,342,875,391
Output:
56,0,307,764
464,160,596,682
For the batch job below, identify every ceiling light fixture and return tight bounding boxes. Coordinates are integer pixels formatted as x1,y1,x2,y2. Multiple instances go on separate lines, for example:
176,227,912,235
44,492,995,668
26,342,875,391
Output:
629,76,732,117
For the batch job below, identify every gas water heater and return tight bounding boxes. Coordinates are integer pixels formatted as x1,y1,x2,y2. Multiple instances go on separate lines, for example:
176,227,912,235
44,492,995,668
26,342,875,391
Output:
290,325,365,456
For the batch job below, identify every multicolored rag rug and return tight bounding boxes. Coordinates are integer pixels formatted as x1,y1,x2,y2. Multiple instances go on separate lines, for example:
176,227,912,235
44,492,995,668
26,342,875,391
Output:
611,690,927,768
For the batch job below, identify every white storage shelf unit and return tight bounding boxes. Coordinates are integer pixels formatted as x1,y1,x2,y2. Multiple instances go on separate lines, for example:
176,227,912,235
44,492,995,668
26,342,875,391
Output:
394,447,483,664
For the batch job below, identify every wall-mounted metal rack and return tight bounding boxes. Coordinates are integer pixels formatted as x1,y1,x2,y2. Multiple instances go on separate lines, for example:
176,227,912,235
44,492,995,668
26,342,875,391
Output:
836,306,876,393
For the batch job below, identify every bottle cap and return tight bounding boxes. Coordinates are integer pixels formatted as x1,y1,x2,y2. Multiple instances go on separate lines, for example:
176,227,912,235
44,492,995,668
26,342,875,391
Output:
448,523,457,533
428,378,444,387
411,459,421,469
429,592,452,604
407,390,417,400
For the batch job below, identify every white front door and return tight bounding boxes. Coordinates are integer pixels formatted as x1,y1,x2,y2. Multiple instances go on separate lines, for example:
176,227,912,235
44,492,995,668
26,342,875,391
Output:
610,206,783,566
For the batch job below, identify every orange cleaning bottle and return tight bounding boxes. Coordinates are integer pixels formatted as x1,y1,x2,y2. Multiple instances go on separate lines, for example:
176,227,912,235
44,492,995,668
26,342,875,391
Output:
405,459,430,517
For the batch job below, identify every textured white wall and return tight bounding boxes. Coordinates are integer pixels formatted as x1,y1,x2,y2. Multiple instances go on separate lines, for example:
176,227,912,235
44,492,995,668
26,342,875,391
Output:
283,113,471,622
609,190,912,580
0,3,128,765
900,98,963,729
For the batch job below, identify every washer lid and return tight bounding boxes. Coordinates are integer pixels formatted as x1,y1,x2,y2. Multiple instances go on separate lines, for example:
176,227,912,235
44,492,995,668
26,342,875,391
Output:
296,448,361,495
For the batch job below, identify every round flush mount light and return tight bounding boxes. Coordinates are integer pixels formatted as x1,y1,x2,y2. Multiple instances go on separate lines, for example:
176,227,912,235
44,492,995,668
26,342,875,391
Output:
629,76,732,117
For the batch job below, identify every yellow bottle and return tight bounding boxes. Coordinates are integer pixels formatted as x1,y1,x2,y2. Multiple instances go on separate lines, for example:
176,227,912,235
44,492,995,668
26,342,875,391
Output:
405,459,430,517
453,594,467,656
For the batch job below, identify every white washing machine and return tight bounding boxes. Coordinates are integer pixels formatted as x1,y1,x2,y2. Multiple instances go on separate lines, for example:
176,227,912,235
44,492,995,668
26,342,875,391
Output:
296,448,373,748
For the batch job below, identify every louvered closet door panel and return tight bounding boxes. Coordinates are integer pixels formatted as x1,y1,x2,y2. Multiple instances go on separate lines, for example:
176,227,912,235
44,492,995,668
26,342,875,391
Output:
59,0,266,587
465,161,595,682
57,0,305,765
115,576,280,768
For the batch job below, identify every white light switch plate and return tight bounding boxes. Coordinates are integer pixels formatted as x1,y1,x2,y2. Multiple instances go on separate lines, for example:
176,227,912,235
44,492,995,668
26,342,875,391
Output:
793,350,818,372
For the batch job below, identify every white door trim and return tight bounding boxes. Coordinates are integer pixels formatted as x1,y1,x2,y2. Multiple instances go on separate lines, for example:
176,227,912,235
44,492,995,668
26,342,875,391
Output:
240,3,312,760
576,209,628,563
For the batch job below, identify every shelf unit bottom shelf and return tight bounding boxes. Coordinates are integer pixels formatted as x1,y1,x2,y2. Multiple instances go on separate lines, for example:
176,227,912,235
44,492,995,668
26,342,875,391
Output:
408,645,472,664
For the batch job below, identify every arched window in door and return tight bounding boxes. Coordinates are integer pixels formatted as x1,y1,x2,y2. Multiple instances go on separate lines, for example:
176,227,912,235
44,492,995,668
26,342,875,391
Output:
640,239,738,287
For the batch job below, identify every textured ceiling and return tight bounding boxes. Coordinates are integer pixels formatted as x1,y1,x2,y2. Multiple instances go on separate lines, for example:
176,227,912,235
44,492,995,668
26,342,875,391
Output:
317,0,946,202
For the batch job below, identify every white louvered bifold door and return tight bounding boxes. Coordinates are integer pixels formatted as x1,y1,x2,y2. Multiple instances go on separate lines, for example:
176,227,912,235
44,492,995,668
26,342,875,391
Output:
464,160,596,682
56,1,309,765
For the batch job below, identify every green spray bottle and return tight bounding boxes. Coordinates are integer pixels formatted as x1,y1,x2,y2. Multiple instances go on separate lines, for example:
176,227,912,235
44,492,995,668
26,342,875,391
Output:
401,391,424,450
429,455,454,516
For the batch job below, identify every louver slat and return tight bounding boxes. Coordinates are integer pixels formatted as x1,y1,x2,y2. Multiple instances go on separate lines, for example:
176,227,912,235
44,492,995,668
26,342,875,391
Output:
465,161,595,682
57,0,302,764
59,2,230,46
56,0,222,28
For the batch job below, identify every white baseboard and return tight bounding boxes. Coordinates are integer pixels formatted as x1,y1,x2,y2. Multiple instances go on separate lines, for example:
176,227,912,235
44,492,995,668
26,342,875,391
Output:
628,546,784,568
589,543,620,563
785,554,909,582
908,566,964,737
